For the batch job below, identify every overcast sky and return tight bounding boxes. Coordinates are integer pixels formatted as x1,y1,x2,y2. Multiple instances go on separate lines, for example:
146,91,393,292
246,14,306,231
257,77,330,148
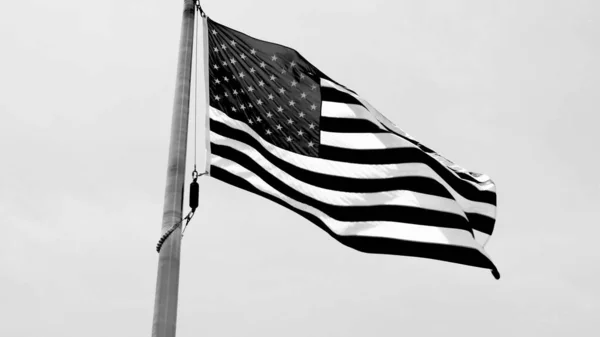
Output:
1,0,599,336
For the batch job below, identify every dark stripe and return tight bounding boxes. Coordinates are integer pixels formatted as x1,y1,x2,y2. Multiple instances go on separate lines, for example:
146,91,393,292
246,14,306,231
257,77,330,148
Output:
211,166,496,270
321,86,365,107
318,145,496,205
381,124,490,187
211,142,474,234
320,117,385,133
466,213,495,235
210,119,455,198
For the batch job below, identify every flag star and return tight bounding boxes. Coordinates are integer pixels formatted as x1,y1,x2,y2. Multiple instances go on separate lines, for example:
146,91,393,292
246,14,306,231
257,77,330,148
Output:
257,99,263,105
256,117,262,122
308,141,314,147
311,84,317,90
249,67,256,74
223,76,229,82
212,29,217,35
309,123,315,129
280,69,287,74
277,106,283,112
276,124,283,130
300,73,305,79
233,89,239,96
266,129,272,135
278,87,286,94
286,136,293,142
271,55,278,61
291,80,297,87
310,104,317,110
213,64,219,70
268,94,274,100
297,130,304,136
258,80,265,87
248,119,254,124
240,54,246,60
214,95,221,101
248,86,254,92
231,107,237,112
247,103,253,108
270,75,276,81
230,58,237,65
224,92,229,97
222,61,227,66
214,79,221,84
298,112,305,118
250,48,257,55
300,92,307,98
290,61,296,67
289,100,295,106
260,61,266,68
213,47,219,52
230,40,236,46
221,44,227,50
287,118,294,124
239,72,245,78
240,104,246,110
266,112,273,118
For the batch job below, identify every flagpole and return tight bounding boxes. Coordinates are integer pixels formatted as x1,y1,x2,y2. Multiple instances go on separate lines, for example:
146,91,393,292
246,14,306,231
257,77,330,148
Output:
152,1,196,337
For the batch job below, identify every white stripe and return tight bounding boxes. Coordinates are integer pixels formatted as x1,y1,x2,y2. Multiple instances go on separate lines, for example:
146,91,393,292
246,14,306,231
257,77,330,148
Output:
321,101,385,128
211,154,491,257
321,131,415,150
209,107,496,220
211,133,468,217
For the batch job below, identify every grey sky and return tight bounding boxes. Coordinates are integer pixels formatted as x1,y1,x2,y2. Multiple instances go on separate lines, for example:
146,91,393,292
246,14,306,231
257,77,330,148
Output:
1,0,599,336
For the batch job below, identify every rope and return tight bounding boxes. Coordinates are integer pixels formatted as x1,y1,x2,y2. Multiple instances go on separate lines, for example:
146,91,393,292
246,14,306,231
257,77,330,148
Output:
193,0,200,172
196,1,206,17
156,210,194,253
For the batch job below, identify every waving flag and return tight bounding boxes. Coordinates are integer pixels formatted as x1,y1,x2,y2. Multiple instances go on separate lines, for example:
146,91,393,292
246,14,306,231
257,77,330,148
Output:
204,17,499,278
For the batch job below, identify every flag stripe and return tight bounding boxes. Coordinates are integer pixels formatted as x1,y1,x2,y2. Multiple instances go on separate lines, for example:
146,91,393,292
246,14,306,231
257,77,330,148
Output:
211,151,475,233
465,213,495,235
321,101,384,126
320,131,415,149
321,86,366,107
320,117,385,133
210,165,495,269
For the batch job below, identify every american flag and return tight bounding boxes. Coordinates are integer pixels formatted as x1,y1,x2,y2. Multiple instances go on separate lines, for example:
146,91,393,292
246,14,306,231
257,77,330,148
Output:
205,17,499,278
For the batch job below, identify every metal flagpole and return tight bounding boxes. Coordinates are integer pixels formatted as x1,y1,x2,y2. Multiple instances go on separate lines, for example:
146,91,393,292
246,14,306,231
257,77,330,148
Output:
152,0,196,336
